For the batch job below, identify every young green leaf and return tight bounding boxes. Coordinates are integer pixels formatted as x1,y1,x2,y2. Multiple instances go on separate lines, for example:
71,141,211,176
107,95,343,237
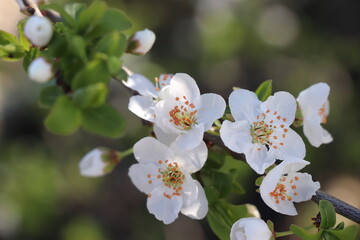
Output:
330,225,358,240
64,3,86,19
72,83,108,109
72,60,110,89
322,230,340,240
81,104,125,138
255,79,272,102
17,20,32,51
290,224,323,240
94,31,127,57
38,86,64,108
319,200,336,229
0,30,25,61
77,1,107,35
45,96,82,135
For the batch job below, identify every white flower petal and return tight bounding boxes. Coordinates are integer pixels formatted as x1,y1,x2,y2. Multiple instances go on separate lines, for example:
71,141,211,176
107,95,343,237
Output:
261,91,297,126
24,16,53,47
229,89,262,122
271,128,306,160
122,73,158,98
133,137,170,164
171,140,208,173
147,186,183,224
245,144,275,174
128,163,161,194
174,123,205,151
154,100,183,134
79,148,107,177
297,82,330,117
167,73,200,101
303,119,333,147
181,180,208,220
128,95,155,122
28,57,53,83
153,124,178,146
129,29,156,55
196,93,226,131
230,217,272,240
287,172,320,202
220,120,253,154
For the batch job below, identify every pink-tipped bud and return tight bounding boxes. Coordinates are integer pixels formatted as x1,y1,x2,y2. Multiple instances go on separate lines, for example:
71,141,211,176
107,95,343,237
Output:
28,57,53,83
127,29,156,55
24,16,53,47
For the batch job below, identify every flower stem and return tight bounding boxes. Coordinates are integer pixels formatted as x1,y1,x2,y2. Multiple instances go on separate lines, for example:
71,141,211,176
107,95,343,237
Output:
120,147,133,158
275,230,293,238
206,129,220,137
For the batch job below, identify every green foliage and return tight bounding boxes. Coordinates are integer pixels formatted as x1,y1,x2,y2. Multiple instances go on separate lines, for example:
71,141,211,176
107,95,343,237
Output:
0,30,26,61
291,224,323,240
255,79,272,102
319,200,336,229
73,83,108,109
45,96,82,135
207,201,257,240
81,104,126,138
38,86,64,108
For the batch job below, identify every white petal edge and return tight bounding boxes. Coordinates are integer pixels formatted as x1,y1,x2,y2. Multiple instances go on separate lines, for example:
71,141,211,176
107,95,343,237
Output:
166,73,200,102
147,186,183,224
133,137,171,164
228,89,262,122
128,163,161,194
230,217,272,240
174,123,205,151
171,140,208,173
197,93,226,131
181,180,208,220
79,148,106,177
297,82,330,117
220,120,253,154
128,95,155,122
122,73,158,98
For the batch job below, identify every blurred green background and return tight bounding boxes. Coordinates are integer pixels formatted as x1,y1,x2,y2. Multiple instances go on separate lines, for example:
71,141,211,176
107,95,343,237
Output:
0,0,359,239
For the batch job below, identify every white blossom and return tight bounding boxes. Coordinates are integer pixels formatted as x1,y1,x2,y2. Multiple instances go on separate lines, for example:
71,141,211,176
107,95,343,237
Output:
127,29,156,55
154,73,226,150
24,16,53,47
220,89,305,174
79,148,119,177
230,217,272,240
28,57,53,83
123,73,173,122
297,83,333,147
260,158,320,215
128,137,208,224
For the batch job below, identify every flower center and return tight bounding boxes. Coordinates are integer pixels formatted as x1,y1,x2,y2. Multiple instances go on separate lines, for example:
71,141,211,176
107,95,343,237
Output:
269,175,299,204
318,104,327,124
169,96,198,130
147,160,185,199
251,110,288,151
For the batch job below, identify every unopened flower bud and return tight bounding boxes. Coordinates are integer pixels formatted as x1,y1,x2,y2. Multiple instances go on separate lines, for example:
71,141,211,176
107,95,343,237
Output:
28,57,53,83
127,29,156,55
24,16,53,47
79,148,121,177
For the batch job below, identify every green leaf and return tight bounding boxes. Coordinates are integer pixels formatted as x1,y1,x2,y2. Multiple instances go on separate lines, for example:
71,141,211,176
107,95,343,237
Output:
87,8,132,38
333,222,345,230
106,56,123,75
72,60,110,89
212,172,232,198
77,1,107,35
255,80,272,102
330,225,358,240
45,96,82,135
23,47,41,70
38,86,64,108
267,220,274,232
113,68,129,82
319,200,336,229
66,33,88,63
0,30,25,61
17,20,32,51
73,83,108,109
40,3,76,27
290,224,323,240
207,201,256,240
322,230,340,240
255,176,264,186
94,31,127,57
204,186,220,206
81,104,125,138
64,3,86,19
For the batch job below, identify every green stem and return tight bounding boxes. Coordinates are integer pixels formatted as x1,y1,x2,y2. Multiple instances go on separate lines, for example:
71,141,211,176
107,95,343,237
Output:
120,147,133,158
275,225,314,238
275,230,293,238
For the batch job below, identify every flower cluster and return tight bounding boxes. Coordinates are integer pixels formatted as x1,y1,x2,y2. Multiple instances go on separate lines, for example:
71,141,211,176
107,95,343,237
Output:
72,20,333,236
